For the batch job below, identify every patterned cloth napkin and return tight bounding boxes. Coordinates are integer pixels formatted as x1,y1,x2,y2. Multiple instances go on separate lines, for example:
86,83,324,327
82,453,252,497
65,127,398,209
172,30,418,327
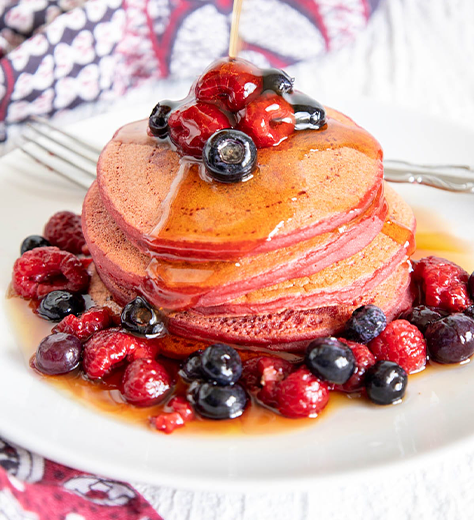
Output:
0,0,380,143
0,1,381,518
0,438,162,519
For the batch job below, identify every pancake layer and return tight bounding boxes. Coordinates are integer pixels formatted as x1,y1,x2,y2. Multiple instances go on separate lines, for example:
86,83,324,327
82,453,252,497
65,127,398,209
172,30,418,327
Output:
84,110,416,350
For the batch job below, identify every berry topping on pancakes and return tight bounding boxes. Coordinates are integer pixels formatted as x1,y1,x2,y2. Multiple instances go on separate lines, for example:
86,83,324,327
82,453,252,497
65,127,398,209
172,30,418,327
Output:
195,57,263,112
147,57,326,179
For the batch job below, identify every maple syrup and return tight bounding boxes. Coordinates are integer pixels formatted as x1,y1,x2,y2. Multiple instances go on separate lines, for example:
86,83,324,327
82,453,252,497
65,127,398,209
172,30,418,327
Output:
143,117,383,260
6,206,474,436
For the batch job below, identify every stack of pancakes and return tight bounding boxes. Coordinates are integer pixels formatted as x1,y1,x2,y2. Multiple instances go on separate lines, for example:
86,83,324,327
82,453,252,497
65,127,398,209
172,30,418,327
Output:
83,108,415,351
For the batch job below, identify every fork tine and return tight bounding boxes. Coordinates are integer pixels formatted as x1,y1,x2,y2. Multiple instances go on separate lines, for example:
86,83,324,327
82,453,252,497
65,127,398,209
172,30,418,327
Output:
22,133,96,179
30,115,102,157
26,123,98,166
19,143,92,190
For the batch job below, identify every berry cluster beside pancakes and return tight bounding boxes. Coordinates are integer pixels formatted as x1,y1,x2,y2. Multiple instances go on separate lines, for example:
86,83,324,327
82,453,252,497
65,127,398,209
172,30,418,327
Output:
85,57,415,349
12,57,474,431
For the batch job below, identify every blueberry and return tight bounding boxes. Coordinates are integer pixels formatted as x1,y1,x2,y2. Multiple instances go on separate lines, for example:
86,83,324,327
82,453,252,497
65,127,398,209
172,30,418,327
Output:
200,343,242,385
399,305,446,334
35,333,82,375
149,101,175,138
37,290,84,322
203,129,257,184
262,68,294,95
305,337,356,384
464,305,474,320
21,235,51,255
283,91,326,130
192,382,248,420
121,296,166,338
365,360,407,405
345,304,387,343
425,313,474,364
180,350,204,381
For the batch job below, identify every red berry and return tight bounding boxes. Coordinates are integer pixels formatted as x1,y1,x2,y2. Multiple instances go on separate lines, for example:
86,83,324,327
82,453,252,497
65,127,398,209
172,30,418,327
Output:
368,319,427,374
127,339,160,362
44,211,85,254
83,328,155,379
169,395,195,421
195,57,263,112
276,366,329,418
150,395,195,434
413,256,472,312
152,412,185,434
168,101,232,157
53,307,115,342
236,92,295,148
334,339,376,393
241,356,295,407
12,246,89,300
121,359,172,407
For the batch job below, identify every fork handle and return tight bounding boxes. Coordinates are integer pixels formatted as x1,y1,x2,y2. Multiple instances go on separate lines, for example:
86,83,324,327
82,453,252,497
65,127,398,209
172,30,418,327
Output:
384,169,474,193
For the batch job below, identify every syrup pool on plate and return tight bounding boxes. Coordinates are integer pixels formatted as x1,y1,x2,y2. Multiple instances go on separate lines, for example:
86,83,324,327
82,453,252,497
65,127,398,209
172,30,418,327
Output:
6,207,474,436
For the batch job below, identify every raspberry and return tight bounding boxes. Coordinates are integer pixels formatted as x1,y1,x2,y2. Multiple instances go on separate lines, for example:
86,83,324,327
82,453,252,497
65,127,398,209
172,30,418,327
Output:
12,247,89,300
152,412,185,434
413,256,472,312
83,328,157,379
121,359,172,407
127,339,160,362
168,101,232,158
236,92,295,148
168,395,195,421
368,319,427,374
52,307,115,342
195,57,263,112
241,356,294,408
150,395,195,433
276,366,329,418
43,211,85,254
332,339,376,393
80,257,93,269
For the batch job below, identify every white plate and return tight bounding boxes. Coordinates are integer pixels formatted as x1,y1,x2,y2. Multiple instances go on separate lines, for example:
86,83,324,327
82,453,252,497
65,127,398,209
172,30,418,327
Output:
1,101,474,492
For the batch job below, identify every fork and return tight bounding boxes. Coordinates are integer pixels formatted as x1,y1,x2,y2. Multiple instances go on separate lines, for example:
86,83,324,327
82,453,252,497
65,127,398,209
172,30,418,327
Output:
20,116,474,193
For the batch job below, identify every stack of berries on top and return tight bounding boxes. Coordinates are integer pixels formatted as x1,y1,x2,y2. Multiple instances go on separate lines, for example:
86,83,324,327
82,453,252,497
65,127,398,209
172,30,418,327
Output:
10,210,474,433
148,57,325,183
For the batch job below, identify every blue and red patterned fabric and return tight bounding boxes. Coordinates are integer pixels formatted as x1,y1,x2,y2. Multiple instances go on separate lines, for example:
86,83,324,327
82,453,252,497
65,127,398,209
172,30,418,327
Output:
0,0,380,141
0,437,162,519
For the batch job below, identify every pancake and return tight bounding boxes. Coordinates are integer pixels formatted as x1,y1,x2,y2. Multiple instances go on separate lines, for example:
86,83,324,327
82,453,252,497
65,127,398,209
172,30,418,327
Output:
83,181,389,310
166,264,413,349
83,181,414,325
93,256,412,349
96,108,383,261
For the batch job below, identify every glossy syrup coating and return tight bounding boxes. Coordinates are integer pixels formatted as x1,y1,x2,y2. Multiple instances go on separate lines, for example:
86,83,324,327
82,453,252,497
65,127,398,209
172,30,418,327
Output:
305,337,356,385
97,111,383,261
37,290,85,322
365,360,407,405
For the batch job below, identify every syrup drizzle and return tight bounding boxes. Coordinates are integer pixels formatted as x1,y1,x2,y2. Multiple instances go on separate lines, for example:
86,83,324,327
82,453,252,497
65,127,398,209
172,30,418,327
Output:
144,118,383,259
141,186,388,310
381,219,416,255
